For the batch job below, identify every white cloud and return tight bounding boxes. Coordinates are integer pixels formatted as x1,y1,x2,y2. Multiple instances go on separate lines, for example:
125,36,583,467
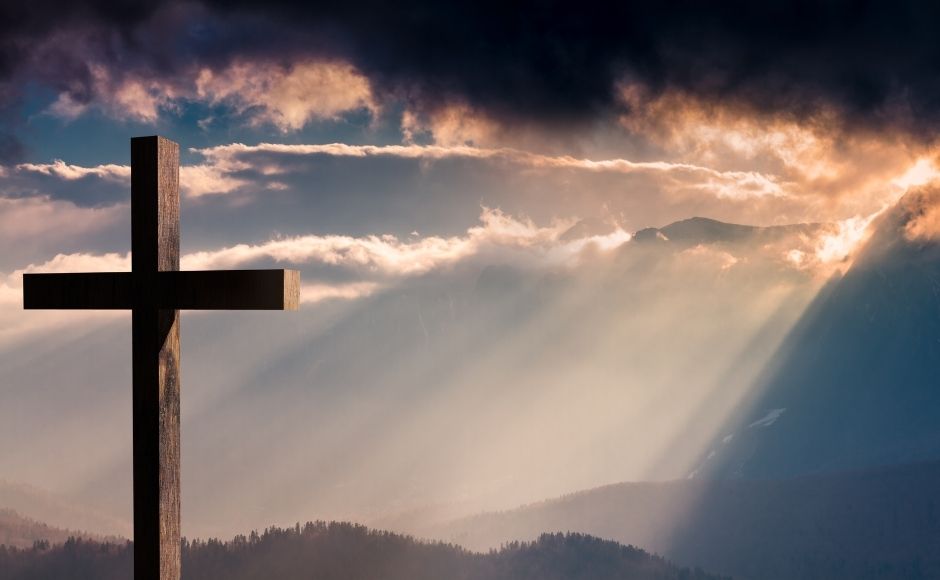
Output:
181,207,580,274
301,282,380,304
17,160,240,198
0,253,130,347
15,160,130,183
779,210,884,277
813,213,881,264
179,164,247,197
0,208,628,343
194,141,787,200
11,252,130,278
9,140,789,204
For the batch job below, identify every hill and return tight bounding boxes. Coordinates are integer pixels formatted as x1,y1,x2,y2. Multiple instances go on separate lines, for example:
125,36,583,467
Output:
697,193,940,480
0,509,93,550
0,521,725,580
420,461,940,580
0,480,130,540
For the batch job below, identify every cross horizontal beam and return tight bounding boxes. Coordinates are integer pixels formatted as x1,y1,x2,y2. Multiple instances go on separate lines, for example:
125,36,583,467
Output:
23,270,300,310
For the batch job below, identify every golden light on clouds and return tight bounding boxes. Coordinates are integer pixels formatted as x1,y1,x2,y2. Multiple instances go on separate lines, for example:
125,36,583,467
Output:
195,60,378,131
892,158,940,190
402,103,501,146
617,84,936,226
46,59,378,131
900,185,940,241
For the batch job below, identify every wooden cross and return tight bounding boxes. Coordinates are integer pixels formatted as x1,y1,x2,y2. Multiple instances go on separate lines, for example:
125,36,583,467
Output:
22,136,299,580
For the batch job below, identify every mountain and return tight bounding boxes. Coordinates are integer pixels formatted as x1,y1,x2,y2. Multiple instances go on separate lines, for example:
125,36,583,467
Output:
696,196,940,480
0,510,76,549
411,199,940,580
0,509,115,549
418,460,940,580
634,216,824,246
0,521,726,580
0,480,130,540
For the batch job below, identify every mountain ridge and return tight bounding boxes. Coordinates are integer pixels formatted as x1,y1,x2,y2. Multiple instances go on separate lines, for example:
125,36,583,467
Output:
696,197,940,480
632,216,826,246
414,460,940,580
0,508,119,549
0,480,130,540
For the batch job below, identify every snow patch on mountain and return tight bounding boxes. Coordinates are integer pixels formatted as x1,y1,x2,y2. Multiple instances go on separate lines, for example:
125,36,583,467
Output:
748,408,786,428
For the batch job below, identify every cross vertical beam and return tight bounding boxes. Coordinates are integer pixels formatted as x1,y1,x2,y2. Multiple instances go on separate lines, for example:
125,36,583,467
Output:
22,135,300,580
131,136,181,580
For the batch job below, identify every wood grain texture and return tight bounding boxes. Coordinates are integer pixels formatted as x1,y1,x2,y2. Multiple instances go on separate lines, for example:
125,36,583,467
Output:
131,136,181,580
132,136,179,275
283,269,300,311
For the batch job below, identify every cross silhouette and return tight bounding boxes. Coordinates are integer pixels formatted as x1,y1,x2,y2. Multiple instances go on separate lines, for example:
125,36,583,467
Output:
23,136,299,580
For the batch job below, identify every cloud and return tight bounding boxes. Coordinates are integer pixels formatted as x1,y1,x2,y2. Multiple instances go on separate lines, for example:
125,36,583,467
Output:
16,160,130,183
770,212,884,279
179,164,247,197
7,1,940,141
0,195,125,269
7,199,871,375
812,214,882,265
611,87,940,230
679,245,739,271
193,141,787,200
11,251,130,277
402,103,500,146
11,200,866,331
3,160,130,207
900,185,940,241
44,64,180,122
10,140,790,204
16,158,239,198
40,59,377,131
10,133,932,242
195,60,376,131
301,282,379,304
0,196,118,239
180,207,581,274
0,252,129,346
0,207,609,342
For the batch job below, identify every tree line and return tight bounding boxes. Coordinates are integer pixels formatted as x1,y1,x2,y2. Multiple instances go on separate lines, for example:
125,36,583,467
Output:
0,521,724,580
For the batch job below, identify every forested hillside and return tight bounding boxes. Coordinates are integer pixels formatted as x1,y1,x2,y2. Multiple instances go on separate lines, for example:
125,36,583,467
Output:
0,522,723,580
0,510,105,550
427,461,940,580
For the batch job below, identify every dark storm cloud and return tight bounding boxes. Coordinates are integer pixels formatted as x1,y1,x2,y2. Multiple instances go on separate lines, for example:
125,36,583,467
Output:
0,1,154,157
4,1,940,137
216,0,940,135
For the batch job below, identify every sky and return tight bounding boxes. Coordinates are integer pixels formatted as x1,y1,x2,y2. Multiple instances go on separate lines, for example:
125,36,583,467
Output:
3,0,940,540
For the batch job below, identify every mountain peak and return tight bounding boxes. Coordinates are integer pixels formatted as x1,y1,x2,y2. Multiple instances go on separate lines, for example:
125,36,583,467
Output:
634,216,822,247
